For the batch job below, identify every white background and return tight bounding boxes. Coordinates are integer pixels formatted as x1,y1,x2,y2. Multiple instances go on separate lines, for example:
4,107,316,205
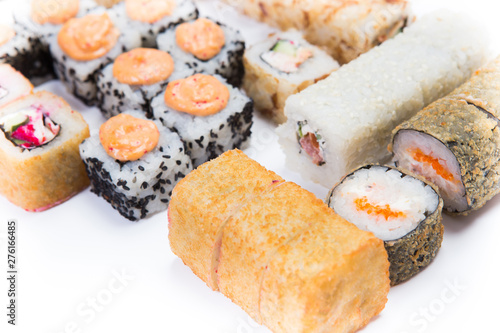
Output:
1,0,500,332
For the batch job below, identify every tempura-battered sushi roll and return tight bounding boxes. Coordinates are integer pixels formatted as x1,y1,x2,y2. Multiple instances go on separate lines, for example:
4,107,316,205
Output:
168,149,284,289
157,17,245,87
108,0,198,48
276,11,488,188
96,48,194,118
391,98,500,215
243,30,339,124
80,110,192,221
50,12,141,106
0,91,90,211
151,73,253,167
326,165,444,285
0,64,33,108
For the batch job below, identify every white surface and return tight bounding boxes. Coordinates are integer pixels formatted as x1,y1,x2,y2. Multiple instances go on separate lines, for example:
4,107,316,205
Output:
1,0,500,332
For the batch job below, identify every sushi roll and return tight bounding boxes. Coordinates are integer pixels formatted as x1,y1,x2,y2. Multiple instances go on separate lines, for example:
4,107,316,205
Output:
276,11,488,188
221,0,411,64
151,73,253,167
157,17,245,87
108,0,198,48
326,165,444,285
50,12,141,106
0,64,34,108
0,91,90,211
80,110,192,221
96,47,193,119
169,149,390,333
243,30,339,124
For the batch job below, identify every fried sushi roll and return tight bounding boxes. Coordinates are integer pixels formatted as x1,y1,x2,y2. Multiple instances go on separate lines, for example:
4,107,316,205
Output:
276,11,488,188
327,165,443,285
0,64,33,108
168,149,390,333
0,91,90,211
157,17,245,87
80,110,192,221
151,73,252,167
243,30,339,124
221,0,411,64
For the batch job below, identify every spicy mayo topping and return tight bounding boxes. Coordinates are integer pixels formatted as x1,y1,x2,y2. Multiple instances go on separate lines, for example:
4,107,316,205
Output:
31,0,80,25
100,114,160,161
163,74,229,117
58,13,119,61
113,48,174,85
176,18,225,61
0,25,15,47
125,0,176,23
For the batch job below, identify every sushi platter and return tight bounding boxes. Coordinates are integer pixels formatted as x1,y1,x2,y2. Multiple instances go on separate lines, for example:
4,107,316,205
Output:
1,0,500,332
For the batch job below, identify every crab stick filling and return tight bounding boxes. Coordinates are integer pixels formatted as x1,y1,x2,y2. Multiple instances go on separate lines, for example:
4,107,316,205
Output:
260,39,313,73
0,25,15,47
113,48,174,85
58,13,119,61
126,0,176,23
164,73,229,117
176,18,225,61
31,0,79,25
100,114,159,161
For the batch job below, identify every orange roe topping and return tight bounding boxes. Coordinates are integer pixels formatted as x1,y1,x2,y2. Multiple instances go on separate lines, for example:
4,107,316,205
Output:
0,25,15,47
163,74,229,117
31,0,79,25
410,148,456,182
100,114,160,161
354,197,406,220
125,0,176,23
58,13,119,61
175,18,225,60
113,48,174,85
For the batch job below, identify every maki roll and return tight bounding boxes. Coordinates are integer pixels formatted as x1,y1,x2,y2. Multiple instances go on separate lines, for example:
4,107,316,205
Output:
108,0,198,48
326,165,444,285
0,91,90,211
80,111,192,221
50,12,141,106
157,17,245,87
151,73,252,167
96,47,193,118
276,11,488,188
243,30,339,124
0,64,33,108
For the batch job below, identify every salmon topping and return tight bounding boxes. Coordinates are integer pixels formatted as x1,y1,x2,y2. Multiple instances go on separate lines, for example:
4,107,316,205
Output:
354,197,406,220
410,148,456,182
164,74,229,117
0,25,15,47
100,114,160,161
31,0,79,25
126,0,176,23
113,48,174,85
176,18,225,60
58,13,120,61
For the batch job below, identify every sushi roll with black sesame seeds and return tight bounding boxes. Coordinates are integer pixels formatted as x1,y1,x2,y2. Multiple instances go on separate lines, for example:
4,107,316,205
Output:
326,165,444,285
79,110,192,221
108,0,198,48
157,17,245,87
50,12,141,106
151,73,253,167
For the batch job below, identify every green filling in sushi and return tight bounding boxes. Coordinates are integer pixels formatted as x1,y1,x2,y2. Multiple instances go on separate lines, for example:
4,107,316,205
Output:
296,120,325,166
260,39,313,73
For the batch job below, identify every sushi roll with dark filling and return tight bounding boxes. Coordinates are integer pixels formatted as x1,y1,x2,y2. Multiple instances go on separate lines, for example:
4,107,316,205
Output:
327,165,444,285
79,110,192,221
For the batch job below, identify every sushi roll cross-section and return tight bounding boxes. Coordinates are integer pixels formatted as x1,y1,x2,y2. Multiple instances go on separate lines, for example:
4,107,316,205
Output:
0,91,90,211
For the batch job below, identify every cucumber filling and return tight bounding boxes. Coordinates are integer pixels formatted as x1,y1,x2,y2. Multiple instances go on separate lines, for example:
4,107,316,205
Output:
260,39,313,73
297,120,325,166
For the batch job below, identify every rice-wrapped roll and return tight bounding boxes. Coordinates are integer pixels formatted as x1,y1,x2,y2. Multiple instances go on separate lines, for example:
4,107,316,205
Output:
276,11,488,188
157,17,245,87
243,30,339,124
151,73,253,167
0,64,33,108
0,91,90,211
94,0,122,8
326,165,444,285
221,0,411,64
108,0,198,48
80,110,192,221
50,12,141,106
